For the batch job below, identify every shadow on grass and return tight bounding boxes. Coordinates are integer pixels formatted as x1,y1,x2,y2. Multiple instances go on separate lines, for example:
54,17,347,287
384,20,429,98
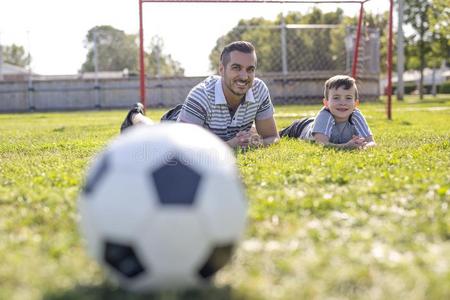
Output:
43,283,254,300
403,99,449,105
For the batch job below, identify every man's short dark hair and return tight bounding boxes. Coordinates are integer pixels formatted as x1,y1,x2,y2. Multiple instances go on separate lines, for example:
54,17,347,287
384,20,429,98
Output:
220,41,256,67
324,75,359,100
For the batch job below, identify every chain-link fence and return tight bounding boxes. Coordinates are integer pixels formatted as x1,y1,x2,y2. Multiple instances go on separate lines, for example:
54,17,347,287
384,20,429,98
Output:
0,24,380,111
213,24,380,77
209,24,380,104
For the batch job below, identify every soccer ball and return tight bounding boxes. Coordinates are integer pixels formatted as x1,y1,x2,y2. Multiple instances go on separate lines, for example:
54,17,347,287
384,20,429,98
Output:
78,123,247,291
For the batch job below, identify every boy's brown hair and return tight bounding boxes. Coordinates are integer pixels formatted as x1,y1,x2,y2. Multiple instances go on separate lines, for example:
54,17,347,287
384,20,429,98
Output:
324,75,359,100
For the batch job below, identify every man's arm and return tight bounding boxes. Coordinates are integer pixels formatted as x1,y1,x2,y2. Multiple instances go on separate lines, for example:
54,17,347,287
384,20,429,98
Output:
177,102,207,126
255,116,280,146
226,117,279,149
252,81,278,147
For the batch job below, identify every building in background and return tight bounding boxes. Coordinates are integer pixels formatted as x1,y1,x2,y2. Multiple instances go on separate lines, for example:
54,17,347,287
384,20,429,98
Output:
0,62,32,81
380,63,450,95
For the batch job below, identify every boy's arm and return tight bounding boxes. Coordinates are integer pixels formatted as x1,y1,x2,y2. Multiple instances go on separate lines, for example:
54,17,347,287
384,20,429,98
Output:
363,135,376,148
352,109,374,140
313,133,367,149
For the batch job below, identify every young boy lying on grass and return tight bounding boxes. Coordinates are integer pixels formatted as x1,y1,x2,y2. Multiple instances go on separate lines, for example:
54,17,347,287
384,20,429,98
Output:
279,75,376,149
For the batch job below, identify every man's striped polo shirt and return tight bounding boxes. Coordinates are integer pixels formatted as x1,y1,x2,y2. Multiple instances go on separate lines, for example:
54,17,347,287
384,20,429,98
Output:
175,75,274,141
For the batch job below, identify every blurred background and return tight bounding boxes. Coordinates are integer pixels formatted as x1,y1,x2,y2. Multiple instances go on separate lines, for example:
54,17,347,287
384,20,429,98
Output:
0,0,448,111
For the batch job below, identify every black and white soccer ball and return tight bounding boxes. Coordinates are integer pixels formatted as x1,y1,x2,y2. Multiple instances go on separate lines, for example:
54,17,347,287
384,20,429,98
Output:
78,123,247,291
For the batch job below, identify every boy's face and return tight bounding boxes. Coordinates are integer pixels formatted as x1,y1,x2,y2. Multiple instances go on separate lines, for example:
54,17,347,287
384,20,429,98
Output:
323,85,359,123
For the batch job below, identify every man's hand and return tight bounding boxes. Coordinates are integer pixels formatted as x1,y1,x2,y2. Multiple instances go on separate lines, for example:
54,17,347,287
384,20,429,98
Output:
237,128,264,148
247,127,264,147
227,128,263,149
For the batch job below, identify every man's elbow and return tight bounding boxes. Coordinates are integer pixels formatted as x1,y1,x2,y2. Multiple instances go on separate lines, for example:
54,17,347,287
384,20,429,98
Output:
263,134,280,146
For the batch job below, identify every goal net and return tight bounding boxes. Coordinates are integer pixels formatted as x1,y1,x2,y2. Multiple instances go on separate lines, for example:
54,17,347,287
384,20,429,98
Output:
139,0,381,105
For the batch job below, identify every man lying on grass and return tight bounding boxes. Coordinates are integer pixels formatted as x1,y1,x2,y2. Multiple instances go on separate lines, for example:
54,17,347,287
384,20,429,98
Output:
120,41,280,150
279,75,376,149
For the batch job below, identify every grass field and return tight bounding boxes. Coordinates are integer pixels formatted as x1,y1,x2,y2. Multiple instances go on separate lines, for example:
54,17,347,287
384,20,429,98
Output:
0,96,449,299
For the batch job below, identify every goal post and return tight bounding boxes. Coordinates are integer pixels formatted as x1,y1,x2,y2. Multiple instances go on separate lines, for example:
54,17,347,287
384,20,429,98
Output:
138,0,394,118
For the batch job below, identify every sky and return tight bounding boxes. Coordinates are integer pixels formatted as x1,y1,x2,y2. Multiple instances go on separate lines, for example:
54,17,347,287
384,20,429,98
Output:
0,0,389,76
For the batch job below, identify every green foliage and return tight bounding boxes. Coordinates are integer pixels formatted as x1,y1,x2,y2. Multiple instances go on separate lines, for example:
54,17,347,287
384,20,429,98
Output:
81,25,139,73
438,81,450,94
81,26,184,76
146,36,185,77
428,0,450,41
209,8,388,74
1,44,31,67
403,0,449,99
393,82,417,95
405,28,448,71
210,9,346,73
404,0,431,36
0,99,449,299
404,0,444,99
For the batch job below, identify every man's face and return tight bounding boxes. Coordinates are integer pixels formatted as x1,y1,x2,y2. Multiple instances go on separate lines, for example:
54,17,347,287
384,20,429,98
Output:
219,50,256,102
323,85,358,123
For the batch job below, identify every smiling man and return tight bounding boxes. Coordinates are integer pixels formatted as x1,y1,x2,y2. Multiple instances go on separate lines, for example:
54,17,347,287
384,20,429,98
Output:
121,41,279,149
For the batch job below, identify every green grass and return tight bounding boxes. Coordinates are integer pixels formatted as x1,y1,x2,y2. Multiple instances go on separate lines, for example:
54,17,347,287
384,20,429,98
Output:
1,97,449,300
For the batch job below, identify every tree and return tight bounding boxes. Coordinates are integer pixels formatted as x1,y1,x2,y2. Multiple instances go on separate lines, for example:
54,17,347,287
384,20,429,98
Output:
428,0,450,41
81,25,139,73
404,0,432,99
81,26,184,77
209,17,276,73
403,0,449,97
1,44,31,67
427,0,450,95
146,36,184,77
282,8,344,72
209,9,345,73
209,8,387,76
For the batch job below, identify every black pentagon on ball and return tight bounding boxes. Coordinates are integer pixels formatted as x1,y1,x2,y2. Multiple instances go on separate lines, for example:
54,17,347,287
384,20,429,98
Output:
104,241,146,278
151,157,201,205
83,154,109,196
198,244,234,279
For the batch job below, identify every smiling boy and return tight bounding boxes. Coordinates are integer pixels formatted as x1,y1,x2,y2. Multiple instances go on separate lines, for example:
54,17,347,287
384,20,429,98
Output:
279,75,376,149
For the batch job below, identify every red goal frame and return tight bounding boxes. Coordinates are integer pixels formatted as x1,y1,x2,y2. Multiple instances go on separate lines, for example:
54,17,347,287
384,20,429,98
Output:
138,0,394,119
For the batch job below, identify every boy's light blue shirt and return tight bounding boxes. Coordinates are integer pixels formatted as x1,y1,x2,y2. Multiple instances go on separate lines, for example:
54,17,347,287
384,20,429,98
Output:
300,107,372,143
